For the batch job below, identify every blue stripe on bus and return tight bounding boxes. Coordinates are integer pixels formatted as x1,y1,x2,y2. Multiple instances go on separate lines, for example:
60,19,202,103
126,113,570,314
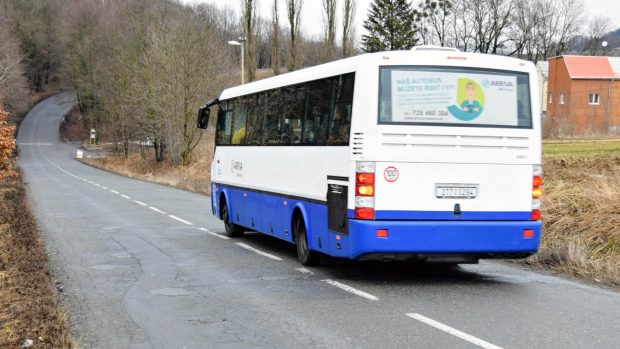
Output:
212,183,540,259
348,209,532,221
343,219,542,259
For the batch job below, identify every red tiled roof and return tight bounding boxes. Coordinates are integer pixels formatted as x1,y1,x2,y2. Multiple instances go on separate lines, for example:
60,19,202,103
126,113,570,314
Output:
563,55,614,79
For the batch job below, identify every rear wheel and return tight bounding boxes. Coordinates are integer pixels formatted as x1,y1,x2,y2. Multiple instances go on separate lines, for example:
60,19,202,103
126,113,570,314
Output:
294,215,319,266
221,200,244,238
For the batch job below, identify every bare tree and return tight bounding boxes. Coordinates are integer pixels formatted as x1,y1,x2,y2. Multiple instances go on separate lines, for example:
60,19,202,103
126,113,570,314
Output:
582,16,612,56
242,0,259,82
286,0,303,71
445,0,474,51
322,0,337,61
506,0,541,58
0,9,28,113
423,0,452,47
342,0,356,57
270,0,282,75
469,0,514,54
552,0,585,56
528,0,557,61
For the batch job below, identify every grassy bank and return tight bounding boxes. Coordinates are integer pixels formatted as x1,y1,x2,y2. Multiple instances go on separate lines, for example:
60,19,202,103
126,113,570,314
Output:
82,136,620,288
0,173,73,348
527,141,620,286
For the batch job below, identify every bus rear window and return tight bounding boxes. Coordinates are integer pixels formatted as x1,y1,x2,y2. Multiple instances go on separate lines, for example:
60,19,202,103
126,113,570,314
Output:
378,66,532,128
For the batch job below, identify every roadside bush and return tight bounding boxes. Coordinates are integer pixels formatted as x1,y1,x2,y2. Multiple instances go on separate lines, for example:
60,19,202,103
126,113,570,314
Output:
0,109,16,180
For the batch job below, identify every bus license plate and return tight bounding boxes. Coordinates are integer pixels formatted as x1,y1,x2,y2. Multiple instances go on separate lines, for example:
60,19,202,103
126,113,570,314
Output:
435,185,478,199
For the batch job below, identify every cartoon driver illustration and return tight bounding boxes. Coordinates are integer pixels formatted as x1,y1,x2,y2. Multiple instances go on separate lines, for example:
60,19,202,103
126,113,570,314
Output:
460,82,483,113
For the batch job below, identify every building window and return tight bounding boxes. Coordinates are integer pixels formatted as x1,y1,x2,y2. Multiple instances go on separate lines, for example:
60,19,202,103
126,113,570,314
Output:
548,93,552,104
588,93,600,105
560,93,565,104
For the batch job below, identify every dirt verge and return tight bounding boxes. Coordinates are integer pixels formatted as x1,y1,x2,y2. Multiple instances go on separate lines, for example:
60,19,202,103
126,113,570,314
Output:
0,172,73,348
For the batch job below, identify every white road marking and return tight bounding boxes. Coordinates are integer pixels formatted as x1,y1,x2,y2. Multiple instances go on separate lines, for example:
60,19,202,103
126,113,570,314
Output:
94,183,101,187
198,227,230,240
322,279,379,301
101,186,108,190
110,190,120,194
132,200,147,206
405,313,503,349
168,215,193,225
120,194,131,200
235,243,283,261
296,267,314,274
149,206,167,214
18,142,52,146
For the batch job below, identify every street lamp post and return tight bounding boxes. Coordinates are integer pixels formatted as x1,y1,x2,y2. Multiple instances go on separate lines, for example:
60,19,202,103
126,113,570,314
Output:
228,38,246,84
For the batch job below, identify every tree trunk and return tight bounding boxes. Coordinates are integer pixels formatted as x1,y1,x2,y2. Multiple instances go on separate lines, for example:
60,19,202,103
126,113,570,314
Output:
153,137,166,162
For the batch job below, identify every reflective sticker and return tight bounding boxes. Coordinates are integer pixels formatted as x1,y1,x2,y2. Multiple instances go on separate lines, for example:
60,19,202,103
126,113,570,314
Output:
384,166,399,182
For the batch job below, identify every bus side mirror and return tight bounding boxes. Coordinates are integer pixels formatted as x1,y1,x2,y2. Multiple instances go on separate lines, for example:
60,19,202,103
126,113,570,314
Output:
197,106,210,129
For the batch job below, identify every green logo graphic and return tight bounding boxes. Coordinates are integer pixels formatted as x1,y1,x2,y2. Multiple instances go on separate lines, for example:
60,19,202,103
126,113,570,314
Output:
447,78,485,121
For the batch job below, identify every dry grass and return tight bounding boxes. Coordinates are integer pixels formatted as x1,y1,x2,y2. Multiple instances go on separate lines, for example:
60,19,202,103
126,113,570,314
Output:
0,172,73,349
83,141,214,195
522,143,620,287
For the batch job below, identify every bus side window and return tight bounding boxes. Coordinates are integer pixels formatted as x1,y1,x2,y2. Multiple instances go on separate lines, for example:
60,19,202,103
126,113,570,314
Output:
282,85,305,144
231,97,247,145
216,101,232,145
263,89,281,144
305,79,332,145
328,73,354,145
245,94,262,145
517,75,532,128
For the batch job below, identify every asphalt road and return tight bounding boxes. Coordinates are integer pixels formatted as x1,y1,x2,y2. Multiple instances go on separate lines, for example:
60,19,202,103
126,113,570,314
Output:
17,93,620,349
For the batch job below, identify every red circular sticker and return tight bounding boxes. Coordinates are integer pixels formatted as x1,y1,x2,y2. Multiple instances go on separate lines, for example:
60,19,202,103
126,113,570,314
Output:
384,166,399,182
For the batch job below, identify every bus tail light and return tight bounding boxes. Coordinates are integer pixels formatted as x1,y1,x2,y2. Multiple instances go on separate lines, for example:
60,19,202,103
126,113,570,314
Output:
533,176,543,187
356,185,374,196
355,161,375,220
531,165,543,221
356,173,375,184
355,208,375,220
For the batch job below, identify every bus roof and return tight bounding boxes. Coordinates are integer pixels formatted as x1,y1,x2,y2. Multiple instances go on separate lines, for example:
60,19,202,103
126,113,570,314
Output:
218,49,534,101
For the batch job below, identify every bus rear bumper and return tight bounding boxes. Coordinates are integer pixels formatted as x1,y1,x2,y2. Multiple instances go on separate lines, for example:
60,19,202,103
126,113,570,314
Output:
345,219,541,260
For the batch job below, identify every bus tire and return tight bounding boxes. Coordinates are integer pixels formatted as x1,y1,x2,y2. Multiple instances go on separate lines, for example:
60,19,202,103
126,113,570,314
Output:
221,198,244,238
294,214,319,266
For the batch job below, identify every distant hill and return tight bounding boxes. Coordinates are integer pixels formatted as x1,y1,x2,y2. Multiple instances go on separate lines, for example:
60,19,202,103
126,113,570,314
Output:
569,27,620,53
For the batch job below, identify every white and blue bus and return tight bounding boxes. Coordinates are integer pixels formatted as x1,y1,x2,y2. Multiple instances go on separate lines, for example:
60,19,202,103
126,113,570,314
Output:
197,46,542,265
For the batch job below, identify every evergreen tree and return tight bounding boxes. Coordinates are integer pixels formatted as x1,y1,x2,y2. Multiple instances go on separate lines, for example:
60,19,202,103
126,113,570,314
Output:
361,0,418,52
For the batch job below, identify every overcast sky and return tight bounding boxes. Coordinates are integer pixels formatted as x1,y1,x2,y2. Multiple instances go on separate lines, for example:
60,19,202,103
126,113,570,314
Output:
181,0,620,40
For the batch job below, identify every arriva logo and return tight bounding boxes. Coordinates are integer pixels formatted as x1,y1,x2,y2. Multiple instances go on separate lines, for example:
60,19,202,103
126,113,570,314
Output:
447,78,486,121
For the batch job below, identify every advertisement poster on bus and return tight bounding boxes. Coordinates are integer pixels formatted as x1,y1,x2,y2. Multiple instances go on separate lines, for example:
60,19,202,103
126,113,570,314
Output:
390,70,518,126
